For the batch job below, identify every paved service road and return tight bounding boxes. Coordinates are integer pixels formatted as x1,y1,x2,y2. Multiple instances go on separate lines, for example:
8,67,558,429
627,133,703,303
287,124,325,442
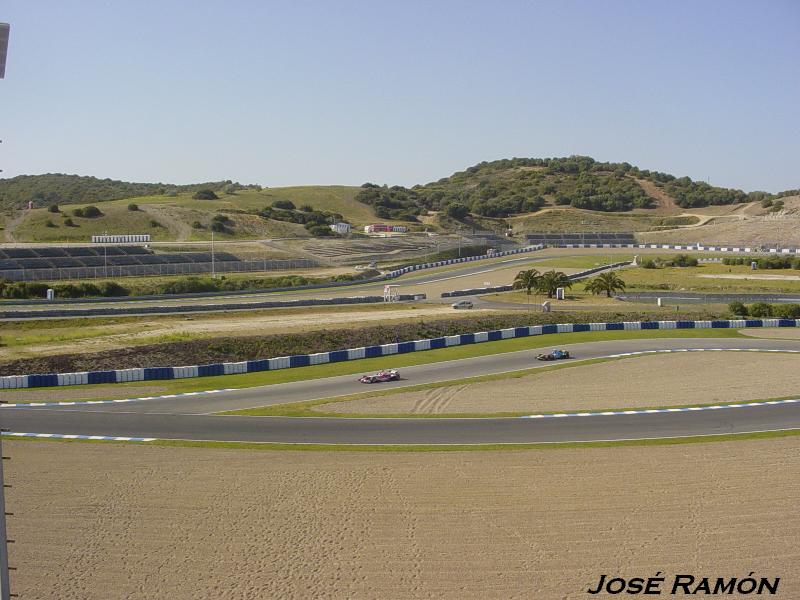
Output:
3,337,800,444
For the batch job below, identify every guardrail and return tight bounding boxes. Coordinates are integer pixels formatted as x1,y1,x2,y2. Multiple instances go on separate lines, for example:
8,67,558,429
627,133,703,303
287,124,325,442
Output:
1,317,795,389
440,262,632,298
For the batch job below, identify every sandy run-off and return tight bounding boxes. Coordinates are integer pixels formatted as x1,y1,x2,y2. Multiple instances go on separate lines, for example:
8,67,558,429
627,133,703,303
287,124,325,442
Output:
320,352,800,415
6,439,799,599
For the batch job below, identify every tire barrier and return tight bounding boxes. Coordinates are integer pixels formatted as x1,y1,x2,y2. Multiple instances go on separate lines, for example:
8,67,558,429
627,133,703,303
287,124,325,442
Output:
1,317,796,389
0,293,426,319
440,262,632,298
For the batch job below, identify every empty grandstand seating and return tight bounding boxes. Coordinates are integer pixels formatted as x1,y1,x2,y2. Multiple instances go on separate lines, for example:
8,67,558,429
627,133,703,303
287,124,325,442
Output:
524,232,637,246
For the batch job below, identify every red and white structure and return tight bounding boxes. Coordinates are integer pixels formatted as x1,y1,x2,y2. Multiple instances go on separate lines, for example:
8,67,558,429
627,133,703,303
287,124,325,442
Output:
364,223,408,234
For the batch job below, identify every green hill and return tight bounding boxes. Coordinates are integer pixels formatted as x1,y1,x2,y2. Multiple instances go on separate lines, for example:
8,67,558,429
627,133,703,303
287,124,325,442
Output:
4,185,408,243
0,174,257,210
354,156,799,219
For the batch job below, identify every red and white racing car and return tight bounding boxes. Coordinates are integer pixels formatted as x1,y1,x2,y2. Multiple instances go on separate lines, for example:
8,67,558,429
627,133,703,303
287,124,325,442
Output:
358,369,400,384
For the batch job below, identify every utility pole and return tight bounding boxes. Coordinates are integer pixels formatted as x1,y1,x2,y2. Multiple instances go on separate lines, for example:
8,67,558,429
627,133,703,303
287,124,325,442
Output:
0,21,14,600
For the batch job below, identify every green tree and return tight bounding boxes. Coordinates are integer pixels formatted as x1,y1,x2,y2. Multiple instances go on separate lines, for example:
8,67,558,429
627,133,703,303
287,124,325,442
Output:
512,269,541,297
446,203,469,219
585,271,627,298
272,199,295,210
192,189,219,200
749,302,772,318
728,301,748,317
537,270,573,299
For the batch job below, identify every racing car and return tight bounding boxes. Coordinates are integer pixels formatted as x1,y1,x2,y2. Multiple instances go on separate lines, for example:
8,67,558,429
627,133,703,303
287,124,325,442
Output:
358,369,400,384
535,349,571,361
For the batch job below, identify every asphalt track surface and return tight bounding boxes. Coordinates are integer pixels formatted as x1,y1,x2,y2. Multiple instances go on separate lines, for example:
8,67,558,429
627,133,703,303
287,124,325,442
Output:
3,337,800,444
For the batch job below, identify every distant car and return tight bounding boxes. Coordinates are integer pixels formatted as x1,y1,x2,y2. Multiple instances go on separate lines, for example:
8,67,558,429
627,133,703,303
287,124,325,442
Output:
536,349,571,361
358,369,400,384
451,299,474,309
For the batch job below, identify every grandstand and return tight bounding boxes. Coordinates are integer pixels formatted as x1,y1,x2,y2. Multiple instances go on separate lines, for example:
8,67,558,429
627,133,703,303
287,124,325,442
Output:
524,232,637,246
0,246,316,281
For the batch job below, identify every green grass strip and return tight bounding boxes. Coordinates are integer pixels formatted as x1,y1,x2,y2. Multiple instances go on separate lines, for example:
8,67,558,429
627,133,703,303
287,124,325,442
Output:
0,329,743,403
7,428,800,452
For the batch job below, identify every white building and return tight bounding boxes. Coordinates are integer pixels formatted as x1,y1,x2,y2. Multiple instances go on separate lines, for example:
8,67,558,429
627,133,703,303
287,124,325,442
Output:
330,222,351,235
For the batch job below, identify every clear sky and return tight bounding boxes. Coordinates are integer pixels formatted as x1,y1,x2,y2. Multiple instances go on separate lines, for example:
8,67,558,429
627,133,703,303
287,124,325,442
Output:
1,1,798,191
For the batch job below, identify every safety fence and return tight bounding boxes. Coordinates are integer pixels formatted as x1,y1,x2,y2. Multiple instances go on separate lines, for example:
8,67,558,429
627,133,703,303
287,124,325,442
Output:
0,258,319,282
440,262,631,298
0,293,426,320
1,317,796,389
557,243,800,254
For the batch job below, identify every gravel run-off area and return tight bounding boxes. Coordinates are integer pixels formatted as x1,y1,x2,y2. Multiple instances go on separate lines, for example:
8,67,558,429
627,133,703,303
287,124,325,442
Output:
5,439,799,599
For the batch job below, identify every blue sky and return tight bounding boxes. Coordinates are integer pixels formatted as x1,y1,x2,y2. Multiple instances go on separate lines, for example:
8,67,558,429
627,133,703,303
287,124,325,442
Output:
1,1,798,191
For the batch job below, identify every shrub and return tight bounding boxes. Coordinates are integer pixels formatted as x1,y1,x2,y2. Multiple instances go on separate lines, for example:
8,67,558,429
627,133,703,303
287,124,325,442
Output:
306,224,333,237
670,254,698,267
728,301,748,316
210,221,226,233
761,198,773,208
272,199,295,210
191,221,204,229
98,281,129,297
749,302,772,318
128,203,139,211
149,219,162,228
299,204,314,212
192,189,219,200
47,204,60,213
63,217,76,227
212,214,231,224
640,258,658,269
82,205,102,218
72,208,84,217
772,303,800,319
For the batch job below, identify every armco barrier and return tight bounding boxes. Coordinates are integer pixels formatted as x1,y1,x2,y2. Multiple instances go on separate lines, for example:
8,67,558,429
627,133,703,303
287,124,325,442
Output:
441,261,631,298
1,318,797,389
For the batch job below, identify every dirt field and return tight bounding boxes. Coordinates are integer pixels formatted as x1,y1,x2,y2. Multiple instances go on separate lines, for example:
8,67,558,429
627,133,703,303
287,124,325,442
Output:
320,353,800,414
5,439,799,599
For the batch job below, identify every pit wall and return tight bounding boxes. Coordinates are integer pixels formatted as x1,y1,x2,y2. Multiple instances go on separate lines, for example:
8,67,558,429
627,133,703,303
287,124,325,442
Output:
1,318,796,389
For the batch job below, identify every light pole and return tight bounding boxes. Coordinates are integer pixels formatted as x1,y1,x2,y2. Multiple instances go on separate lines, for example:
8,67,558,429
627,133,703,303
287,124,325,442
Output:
211,228,216,279
0,22,13,600
103,230,108,278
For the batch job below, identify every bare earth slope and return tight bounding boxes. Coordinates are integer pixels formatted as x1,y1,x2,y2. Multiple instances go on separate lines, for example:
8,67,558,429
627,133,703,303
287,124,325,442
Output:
7,439,799,599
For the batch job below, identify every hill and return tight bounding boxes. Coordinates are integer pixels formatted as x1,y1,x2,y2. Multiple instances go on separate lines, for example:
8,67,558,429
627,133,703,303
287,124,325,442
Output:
0,174,258,210
3,185,414,243
354,156,799,219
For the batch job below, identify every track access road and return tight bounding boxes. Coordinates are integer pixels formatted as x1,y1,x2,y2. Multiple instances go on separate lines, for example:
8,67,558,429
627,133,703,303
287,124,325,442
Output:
3,337,800,445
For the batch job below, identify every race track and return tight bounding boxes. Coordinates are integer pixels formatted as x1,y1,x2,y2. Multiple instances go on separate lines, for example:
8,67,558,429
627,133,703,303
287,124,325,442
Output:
3,337,800,444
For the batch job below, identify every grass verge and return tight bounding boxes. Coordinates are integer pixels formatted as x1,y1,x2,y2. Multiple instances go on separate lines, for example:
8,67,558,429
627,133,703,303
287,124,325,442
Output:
0,329,744,403
6,428,800,452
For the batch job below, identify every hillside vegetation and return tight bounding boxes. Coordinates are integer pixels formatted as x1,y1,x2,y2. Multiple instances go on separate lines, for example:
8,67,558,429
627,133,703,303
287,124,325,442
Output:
0,174,259,210
355,156,799,219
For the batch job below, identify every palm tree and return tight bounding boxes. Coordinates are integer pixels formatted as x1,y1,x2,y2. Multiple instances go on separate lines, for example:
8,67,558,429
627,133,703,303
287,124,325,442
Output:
537,270,573,299
513,269,541,314
512,269,541,297
585,271,626,298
